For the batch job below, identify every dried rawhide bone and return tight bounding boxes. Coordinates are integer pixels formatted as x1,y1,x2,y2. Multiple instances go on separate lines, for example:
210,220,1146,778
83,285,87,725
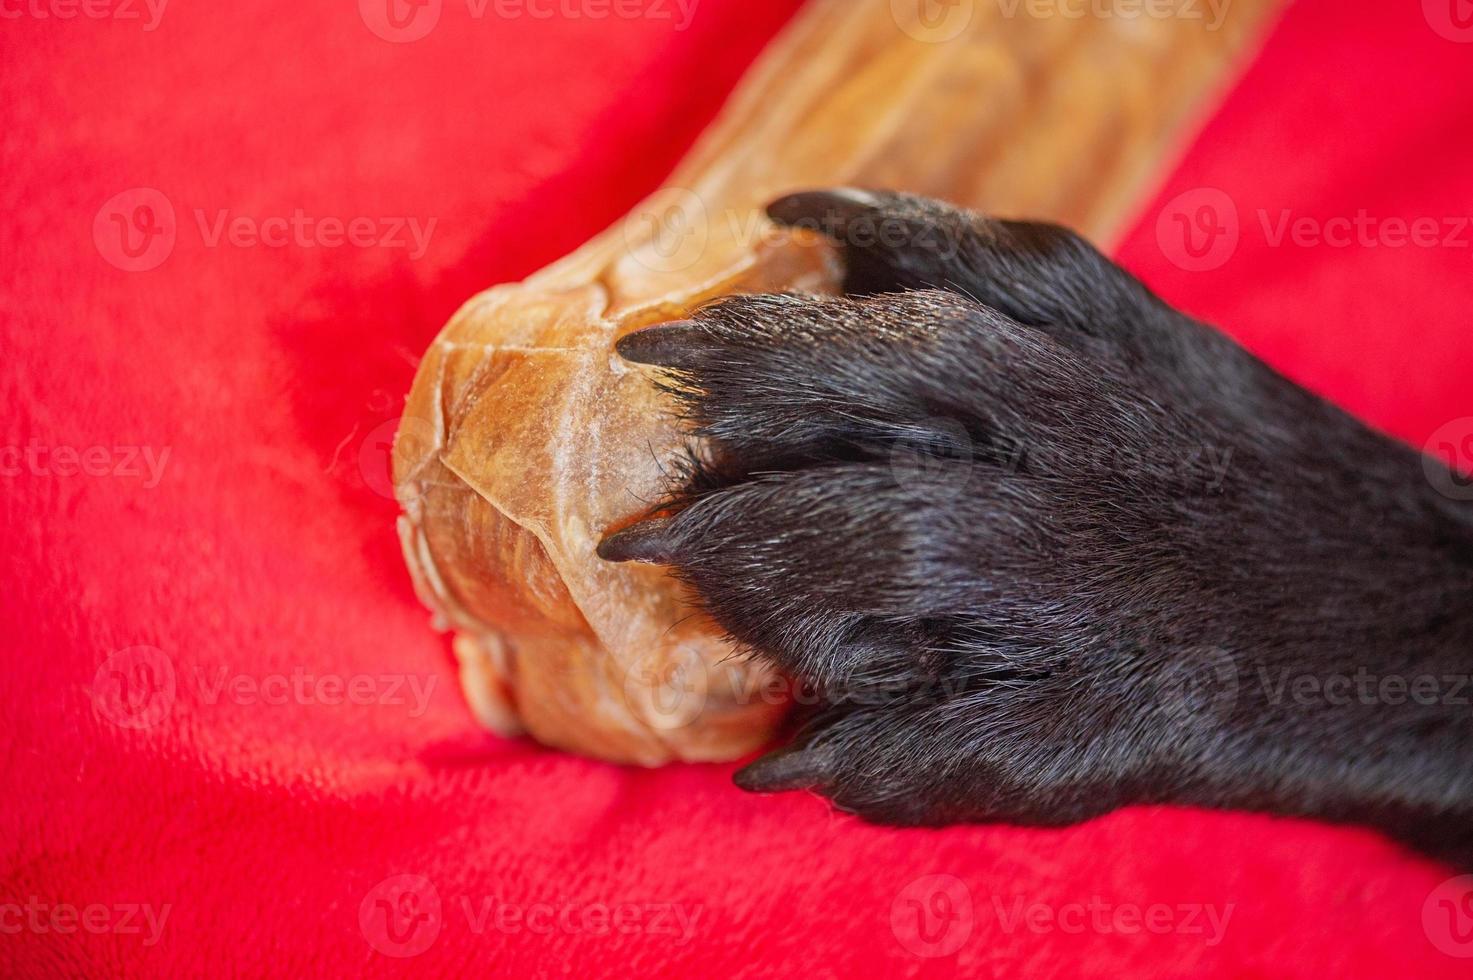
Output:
392,0,1284,765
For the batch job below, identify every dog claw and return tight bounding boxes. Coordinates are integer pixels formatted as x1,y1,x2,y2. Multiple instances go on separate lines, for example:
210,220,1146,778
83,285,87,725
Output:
733,742,834,793
596,518,679,565
614,321,703,369
766,188,883,231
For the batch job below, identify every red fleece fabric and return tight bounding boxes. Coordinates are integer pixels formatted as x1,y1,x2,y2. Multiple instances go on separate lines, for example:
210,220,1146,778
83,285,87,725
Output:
4,0,1473,975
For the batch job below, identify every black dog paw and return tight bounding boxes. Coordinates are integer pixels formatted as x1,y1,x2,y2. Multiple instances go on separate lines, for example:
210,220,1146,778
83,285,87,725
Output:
598,192,1473,848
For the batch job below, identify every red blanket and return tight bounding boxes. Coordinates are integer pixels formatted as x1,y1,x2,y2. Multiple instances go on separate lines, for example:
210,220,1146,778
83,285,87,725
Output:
4,0,1472,975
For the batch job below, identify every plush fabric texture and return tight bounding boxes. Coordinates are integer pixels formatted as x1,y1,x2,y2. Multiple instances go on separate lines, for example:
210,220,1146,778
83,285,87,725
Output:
3,0,1471,976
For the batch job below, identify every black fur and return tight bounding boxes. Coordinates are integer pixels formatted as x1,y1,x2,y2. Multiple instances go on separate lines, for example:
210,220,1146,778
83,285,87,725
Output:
598,189,1473,868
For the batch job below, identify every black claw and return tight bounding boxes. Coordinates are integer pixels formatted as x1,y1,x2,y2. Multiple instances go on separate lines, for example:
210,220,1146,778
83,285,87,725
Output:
614,321,703,369
766,188,884,232
596,518,679,564
733,743,833,793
